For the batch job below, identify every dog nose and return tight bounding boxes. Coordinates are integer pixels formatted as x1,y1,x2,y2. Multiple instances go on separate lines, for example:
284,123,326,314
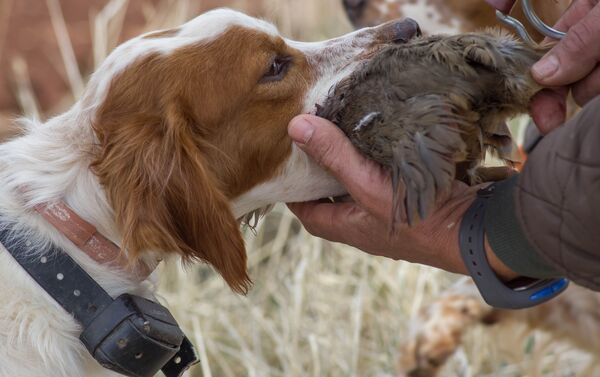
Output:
381,18,422,43
392,18,422,42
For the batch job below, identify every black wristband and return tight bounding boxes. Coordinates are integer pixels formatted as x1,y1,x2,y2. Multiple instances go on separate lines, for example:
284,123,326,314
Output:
459,184,568,309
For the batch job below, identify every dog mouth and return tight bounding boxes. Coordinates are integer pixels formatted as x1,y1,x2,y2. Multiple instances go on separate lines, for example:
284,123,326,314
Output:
311,23,423,116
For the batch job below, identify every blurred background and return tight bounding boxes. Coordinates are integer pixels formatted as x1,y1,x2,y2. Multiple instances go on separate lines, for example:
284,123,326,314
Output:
0,0,597,376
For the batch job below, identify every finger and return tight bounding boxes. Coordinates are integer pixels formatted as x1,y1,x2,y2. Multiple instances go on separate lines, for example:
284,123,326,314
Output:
288,201,401,259
529,88,568,134
288,114,393,219
287,201,357,243
572,64,600,106
532,3,600,86
485,0,516,13
550,0,597,33
540,0,597,45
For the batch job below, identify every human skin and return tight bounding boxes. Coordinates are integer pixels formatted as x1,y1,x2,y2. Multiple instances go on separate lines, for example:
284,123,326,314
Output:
488,0,600,133
287,115,517,280
287,0,600,280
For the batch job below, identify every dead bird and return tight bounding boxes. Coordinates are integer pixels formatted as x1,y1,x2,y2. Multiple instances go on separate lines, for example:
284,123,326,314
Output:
316,30,546,224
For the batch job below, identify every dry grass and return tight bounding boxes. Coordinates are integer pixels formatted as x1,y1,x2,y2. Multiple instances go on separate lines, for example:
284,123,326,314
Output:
159,206,455,377
8,0,598,376
160,205,597,377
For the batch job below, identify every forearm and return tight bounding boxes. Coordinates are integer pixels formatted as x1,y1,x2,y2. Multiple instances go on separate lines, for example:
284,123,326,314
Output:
388,183,524,281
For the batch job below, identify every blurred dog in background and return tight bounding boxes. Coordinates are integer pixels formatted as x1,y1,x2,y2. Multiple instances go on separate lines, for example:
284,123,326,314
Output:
342,0,571,40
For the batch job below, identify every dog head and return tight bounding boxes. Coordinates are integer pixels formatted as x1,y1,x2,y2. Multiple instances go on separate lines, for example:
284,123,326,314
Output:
84,9,420,293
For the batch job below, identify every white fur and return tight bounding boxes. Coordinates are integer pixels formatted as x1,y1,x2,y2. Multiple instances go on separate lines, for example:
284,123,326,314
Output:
0,9,380,376
397,2,461,35
287,28,377,113
235,26,389,214
87,9,278,111
233,145,347,217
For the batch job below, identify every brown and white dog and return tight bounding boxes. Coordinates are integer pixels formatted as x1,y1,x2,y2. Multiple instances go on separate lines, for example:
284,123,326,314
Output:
342,0,571,40
0,9,421,377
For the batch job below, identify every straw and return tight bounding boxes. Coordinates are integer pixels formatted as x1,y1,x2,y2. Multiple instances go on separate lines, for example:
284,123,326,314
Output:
46,0,85,99
10,56,40,119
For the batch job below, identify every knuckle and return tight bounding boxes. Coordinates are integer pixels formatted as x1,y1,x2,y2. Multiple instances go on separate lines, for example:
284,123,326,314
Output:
572,86,589,107
302,219,322,237
564,21,594,54
300,213,335,239
572,69,600,106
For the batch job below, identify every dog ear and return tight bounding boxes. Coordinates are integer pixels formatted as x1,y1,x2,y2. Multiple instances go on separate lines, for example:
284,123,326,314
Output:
92,104,251,294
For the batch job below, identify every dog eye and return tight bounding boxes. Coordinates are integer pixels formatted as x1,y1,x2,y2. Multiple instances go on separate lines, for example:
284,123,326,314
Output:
260,57,292,83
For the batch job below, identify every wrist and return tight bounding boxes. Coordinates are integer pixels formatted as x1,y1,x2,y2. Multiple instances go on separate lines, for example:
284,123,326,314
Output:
443,192,519,281
416,183,520,281
484,237,519,281
458,183,568,309
421,187,474,276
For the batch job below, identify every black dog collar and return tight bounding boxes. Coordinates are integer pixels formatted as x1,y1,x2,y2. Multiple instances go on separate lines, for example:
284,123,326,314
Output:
459,184,568,309
0,224,199,377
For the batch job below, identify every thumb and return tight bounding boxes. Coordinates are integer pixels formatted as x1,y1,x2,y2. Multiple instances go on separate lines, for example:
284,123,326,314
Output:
531,3,600,86
288,114,363,179
288,114,393,217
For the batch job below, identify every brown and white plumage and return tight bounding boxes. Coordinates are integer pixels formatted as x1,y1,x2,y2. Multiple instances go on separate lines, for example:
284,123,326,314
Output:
317,30,545,223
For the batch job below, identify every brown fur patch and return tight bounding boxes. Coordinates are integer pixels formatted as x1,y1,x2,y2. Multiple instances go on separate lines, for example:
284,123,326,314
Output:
346,0,571,42
92,26,311,293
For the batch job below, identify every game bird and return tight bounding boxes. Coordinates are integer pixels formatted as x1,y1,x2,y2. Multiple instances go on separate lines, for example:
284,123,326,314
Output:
317,30,545,224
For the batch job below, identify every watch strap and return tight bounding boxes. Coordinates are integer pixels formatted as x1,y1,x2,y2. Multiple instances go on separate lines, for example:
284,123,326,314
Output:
459,184,568,309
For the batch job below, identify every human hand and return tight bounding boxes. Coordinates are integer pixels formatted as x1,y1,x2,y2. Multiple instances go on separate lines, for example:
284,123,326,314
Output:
487,0,600,133
287,115,517,279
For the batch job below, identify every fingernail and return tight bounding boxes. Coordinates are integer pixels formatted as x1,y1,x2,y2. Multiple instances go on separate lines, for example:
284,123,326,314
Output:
288,117,315,145
532,55,559,80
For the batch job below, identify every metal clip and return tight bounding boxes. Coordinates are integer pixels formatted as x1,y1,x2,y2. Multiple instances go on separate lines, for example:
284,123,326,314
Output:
496,0,566,47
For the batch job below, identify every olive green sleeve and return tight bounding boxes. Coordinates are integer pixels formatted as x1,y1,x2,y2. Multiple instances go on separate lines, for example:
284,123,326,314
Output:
484,175,560,278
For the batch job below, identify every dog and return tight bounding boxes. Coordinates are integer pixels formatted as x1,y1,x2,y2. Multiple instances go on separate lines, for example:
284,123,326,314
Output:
0,9,421,377
397,278,600,377
342,0,571,40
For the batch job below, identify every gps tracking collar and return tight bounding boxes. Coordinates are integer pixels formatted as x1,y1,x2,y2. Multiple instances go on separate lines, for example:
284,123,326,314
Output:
0,202,199,377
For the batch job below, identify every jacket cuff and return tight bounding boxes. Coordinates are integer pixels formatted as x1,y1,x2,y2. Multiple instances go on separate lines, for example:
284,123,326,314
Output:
484,175,560,278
